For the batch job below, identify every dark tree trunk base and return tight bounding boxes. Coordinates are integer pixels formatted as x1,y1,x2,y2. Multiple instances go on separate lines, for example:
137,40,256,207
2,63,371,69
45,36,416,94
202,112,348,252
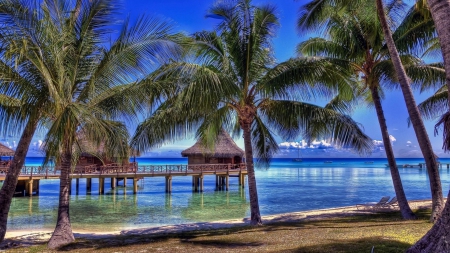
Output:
48,151,74,249
407,191,450,252
47,225,75,249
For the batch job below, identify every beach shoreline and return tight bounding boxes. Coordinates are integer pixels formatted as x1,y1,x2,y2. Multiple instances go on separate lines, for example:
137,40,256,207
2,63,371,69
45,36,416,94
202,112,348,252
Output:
1,199,433,249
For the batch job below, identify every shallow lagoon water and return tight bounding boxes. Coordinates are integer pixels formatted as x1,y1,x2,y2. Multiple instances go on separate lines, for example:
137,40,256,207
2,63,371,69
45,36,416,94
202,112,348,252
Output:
3,157,450,232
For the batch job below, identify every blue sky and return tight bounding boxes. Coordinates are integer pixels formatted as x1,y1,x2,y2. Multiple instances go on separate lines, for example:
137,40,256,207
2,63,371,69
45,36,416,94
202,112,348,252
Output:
5,0,447,158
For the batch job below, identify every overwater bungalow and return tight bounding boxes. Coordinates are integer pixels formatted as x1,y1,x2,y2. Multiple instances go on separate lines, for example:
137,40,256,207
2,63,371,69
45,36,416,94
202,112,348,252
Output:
74,133,138,170
181,130,244,165
0,143,14,168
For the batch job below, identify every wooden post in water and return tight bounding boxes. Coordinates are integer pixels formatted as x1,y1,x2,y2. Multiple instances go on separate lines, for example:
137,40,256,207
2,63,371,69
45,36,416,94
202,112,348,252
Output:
123,177,127,187
86,178,92,192
75,178,79,194
35,180,40,195
225,175,229,191
239,173,245,188
27,179,33,196
133,178,138,194
199,175,204,192
215,175,219,188
193,176,198,192
221,176,225,189
165,175,172,193
111,177,116,189
99,178,104,195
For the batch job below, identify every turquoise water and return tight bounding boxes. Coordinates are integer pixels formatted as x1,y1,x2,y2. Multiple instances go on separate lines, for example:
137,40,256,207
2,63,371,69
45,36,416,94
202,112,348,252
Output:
3,157,450,232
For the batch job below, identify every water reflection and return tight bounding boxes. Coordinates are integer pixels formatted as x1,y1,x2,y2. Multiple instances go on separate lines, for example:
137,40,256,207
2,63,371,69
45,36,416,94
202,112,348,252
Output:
181,189,249,222
7,186,249,232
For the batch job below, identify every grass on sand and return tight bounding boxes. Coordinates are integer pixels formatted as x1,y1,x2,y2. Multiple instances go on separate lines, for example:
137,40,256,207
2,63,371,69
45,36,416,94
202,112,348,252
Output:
8,209,432,253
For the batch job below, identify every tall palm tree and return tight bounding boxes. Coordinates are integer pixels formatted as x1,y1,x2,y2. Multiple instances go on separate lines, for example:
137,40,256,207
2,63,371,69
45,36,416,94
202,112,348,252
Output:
297,0,443,222
131,0,373,226
424,0,450,152
298,0,423,219
0,0,182,247
401,1,450,250
375,0,444,222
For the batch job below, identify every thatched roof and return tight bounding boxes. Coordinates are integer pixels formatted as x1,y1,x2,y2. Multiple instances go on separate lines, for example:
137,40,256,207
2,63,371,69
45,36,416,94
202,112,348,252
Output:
181,130,244,158
0,143,15,156
76,133,140,158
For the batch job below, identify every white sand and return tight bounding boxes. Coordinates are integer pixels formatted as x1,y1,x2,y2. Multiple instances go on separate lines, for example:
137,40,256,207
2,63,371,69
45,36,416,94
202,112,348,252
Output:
1,199,433,249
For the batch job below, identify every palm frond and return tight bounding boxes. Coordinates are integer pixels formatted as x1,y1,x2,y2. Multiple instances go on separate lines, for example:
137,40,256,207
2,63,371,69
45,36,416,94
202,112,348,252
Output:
416,89,448,121
260,100,373,155
259,57,354,101
251,115,279,169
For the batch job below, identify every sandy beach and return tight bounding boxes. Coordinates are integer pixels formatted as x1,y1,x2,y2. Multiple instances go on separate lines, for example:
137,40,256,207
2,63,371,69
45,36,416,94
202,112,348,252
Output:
1,199,433,250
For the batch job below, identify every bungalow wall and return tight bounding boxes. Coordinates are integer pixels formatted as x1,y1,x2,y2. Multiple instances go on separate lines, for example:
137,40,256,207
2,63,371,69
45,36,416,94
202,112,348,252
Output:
187,155,238,165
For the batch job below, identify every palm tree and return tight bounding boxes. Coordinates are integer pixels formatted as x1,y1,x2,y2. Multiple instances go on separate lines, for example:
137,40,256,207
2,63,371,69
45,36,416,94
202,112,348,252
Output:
424,0,450,152
297,0,443,222
0,0,182,247
375,0,444,222
131,0,373,226
298,0,422,219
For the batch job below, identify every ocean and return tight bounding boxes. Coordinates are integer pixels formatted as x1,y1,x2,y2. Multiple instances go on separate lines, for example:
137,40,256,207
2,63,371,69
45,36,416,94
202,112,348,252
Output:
3,157,450,232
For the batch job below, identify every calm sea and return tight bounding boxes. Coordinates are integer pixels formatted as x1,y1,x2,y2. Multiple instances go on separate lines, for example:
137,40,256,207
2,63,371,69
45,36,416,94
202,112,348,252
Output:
3,157,450,232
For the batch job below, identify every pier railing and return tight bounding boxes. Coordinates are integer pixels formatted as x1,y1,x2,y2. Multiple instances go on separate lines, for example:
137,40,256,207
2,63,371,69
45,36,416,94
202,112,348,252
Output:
0,162,247,178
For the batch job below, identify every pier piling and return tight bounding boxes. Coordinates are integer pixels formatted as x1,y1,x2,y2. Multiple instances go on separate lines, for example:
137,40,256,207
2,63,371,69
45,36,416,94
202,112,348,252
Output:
165,176,172,193
99,178,105,195
26,179,33,196
133,178,138,194
86,178,92,192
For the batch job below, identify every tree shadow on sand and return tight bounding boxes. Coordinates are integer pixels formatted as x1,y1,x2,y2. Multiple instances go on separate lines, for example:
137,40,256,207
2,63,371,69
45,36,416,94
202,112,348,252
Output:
273,237,411,253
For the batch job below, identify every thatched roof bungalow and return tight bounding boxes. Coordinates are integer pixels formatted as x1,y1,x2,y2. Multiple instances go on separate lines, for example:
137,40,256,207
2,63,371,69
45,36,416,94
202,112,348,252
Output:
76,138,137,166
0,143,14,157
181,130,244,165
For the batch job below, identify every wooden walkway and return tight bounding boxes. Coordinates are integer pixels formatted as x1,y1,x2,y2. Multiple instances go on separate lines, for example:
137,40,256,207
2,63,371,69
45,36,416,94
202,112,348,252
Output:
0,163,248,196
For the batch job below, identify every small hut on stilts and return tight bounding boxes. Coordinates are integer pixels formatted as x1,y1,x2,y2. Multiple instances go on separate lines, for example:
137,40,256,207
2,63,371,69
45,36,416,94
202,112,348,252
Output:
0,143,14,167
181,129,246,192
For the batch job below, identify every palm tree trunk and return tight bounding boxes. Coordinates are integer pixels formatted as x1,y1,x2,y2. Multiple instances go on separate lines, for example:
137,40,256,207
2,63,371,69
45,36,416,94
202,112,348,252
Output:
239,114,262,225
376,0,444,222
407,190,450,252
47,145,75,249
0,116,39,242
370,86,415,220
427,0,450,151
407,1,450,250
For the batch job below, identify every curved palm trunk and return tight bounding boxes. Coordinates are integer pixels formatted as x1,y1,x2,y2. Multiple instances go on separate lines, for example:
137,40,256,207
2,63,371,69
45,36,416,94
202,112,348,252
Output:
409,2,450,248
370,86,415,219
0,116,39,242
376,0,444,222
239,111,262,225
47,146,74,249
407,190,450,252
427,0,450,151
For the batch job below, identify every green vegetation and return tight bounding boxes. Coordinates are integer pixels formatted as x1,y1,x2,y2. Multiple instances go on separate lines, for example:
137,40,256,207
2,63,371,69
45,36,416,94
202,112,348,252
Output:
8,210,432,253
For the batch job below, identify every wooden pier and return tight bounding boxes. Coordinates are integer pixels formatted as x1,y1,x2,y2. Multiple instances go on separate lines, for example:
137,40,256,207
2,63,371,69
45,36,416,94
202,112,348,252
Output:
0,163,247,196
384,163,450,169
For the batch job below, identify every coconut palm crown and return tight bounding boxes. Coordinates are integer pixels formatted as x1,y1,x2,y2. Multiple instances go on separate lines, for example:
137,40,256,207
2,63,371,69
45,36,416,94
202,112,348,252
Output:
0,0,183,248
131,0,373,226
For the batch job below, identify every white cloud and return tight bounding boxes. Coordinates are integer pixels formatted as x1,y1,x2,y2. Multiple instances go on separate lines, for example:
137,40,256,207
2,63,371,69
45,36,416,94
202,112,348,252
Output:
406,141,412,147
389,135,396,142
278,140,308,149
373,140,383,147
